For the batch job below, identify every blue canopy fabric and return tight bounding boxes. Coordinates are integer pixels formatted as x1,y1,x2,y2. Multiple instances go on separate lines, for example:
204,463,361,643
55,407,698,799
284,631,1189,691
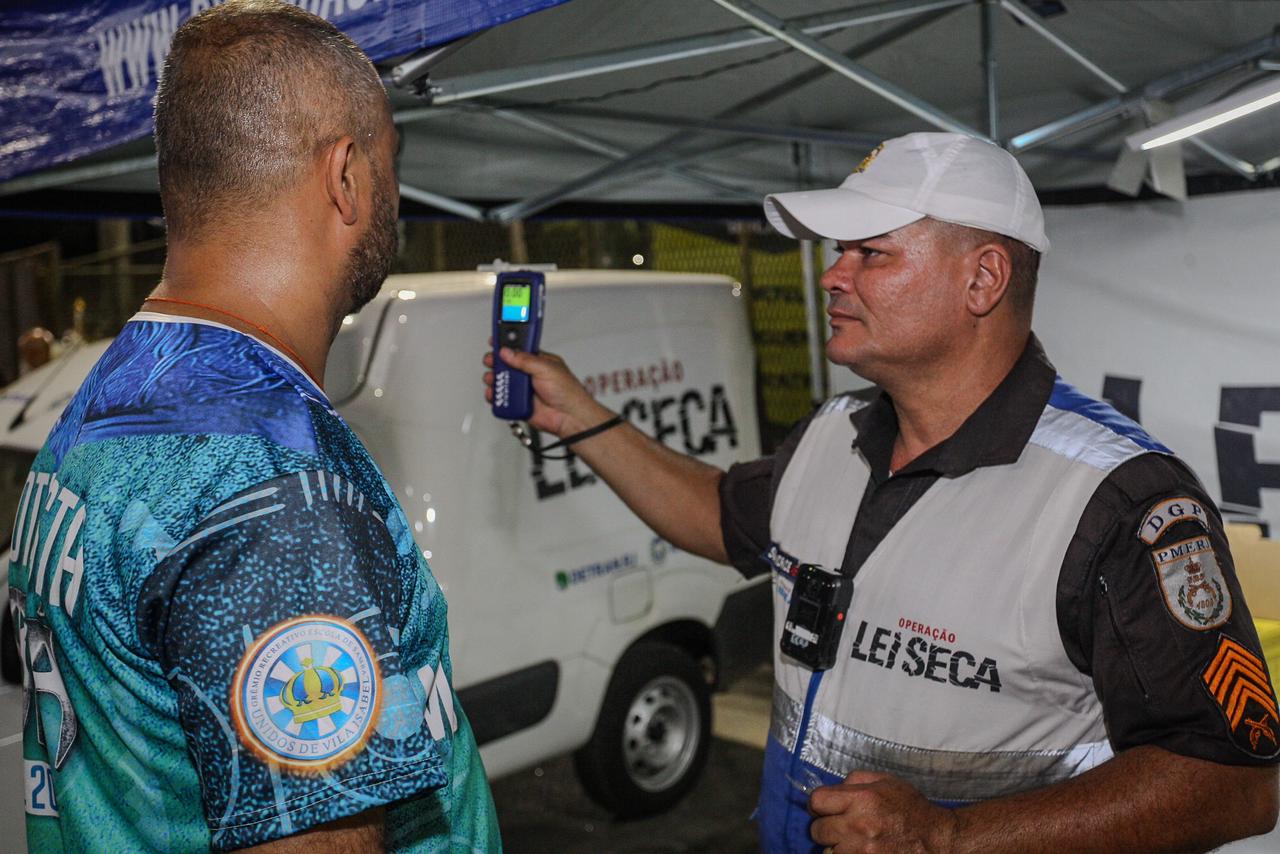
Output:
0,0,569,182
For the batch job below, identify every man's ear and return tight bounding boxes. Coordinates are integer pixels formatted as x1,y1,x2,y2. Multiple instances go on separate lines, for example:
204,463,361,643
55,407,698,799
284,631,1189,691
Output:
965,243,1012,318
324,135,359,226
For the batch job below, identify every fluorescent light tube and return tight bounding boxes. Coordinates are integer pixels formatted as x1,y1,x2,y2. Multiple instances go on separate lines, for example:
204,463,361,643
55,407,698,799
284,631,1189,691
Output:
1126,75,1280,151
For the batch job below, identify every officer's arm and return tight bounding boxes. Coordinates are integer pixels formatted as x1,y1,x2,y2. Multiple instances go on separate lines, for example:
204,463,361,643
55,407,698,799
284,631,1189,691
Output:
241,807,383,853
954,749,1276,852
484,347,729,563
809,749,1277,852
943,470,1280,851
814,458,1280,852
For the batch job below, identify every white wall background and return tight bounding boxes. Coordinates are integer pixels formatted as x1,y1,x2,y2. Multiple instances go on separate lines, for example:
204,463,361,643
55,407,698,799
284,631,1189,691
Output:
1037,188,1280,533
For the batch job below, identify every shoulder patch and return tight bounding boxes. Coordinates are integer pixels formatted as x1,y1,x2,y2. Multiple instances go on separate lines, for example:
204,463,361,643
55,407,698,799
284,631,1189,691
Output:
231,615,382,773
1150,535,1231,631
1138,496,1208,545
1202,635,1280,759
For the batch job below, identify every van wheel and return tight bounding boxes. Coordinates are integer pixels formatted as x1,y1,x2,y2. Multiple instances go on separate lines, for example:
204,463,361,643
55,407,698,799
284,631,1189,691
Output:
574,641,711,818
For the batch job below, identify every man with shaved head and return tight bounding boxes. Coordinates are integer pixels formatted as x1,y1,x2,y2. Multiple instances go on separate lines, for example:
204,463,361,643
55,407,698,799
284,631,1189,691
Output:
153,0,400,324
9,2,499,851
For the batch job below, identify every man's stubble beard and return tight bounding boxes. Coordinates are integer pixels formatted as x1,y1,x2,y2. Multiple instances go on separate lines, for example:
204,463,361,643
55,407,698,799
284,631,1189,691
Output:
341,157,399,317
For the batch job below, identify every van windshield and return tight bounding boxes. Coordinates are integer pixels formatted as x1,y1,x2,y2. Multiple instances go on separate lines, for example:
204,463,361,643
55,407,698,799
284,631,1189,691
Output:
0,447,36,550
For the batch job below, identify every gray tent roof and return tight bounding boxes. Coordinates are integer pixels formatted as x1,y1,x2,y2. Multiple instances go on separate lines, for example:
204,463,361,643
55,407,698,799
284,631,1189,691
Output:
8,0,1280,217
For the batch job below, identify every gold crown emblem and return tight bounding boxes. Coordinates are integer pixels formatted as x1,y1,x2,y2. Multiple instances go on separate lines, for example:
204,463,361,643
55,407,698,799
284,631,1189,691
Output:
853,143,884,175
281,657,345,723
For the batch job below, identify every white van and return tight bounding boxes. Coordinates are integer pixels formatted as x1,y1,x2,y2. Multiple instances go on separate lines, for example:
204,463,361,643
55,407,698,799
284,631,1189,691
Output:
1,269,768,817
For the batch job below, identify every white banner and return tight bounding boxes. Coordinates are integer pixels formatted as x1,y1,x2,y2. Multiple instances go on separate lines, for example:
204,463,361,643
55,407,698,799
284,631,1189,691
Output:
1038,187,1280,534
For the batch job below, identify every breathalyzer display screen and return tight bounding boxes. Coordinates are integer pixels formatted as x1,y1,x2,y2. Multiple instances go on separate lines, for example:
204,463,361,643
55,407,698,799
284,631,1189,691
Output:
501,283,532,322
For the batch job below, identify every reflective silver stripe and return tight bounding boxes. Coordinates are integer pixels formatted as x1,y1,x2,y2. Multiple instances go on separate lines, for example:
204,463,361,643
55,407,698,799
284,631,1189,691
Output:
770,688,805,752
800,709,1114,803
1029,405,1151,471
817,392,869,417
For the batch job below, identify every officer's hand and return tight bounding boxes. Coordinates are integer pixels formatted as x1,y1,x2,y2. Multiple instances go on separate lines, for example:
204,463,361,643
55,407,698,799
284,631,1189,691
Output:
809,771,958,854
482,346,613,438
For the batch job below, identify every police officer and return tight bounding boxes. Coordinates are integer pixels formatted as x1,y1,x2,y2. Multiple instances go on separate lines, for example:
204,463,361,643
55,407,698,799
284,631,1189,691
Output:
485,132,1279,853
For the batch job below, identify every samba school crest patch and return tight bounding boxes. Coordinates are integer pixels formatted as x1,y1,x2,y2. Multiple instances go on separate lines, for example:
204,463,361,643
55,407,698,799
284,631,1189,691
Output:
231,615,381,772
1150,535,1232,631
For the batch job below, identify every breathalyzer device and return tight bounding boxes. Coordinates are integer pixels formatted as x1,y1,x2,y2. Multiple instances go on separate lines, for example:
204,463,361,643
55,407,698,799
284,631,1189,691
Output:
491,270,546,421
780,563,854,671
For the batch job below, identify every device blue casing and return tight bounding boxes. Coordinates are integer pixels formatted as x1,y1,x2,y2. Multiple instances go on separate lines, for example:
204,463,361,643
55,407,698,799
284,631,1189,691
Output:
491,271,545,421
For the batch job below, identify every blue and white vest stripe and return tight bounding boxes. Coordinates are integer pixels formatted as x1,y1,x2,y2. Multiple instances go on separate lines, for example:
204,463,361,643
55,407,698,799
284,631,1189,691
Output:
757,380,1169,853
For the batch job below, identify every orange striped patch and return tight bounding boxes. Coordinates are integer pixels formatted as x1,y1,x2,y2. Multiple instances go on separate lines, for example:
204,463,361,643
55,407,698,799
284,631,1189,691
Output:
1202,636,1280,758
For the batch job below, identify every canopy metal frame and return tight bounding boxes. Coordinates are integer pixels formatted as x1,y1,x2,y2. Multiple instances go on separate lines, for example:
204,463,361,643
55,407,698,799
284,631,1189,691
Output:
5,0,1280,214
485,0,964,221
418,0,969,106
463,0,1280,217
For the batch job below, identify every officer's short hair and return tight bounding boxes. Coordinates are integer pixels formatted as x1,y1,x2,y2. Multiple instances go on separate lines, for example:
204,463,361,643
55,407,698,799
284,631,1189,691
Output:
154,0,389,240
935,220,1041,319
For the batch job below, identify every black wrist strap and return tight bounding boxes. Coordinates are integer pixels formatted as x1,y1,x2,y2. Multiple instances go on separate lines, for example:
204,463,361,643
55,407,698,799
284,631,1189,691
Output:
540,413,626,455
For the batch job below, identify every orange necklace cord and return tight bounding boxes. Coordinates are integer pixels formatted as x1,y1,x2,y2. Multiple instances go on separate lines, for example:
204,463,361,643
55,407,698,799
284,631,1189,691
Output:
141,296,320,386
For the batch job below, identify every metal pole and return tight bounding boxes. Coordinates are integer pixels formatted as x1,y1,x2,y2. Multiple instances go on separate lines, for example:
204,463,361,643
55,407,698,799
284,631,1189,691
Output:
517,104,884,149
1009,99,1131,152
981,0,999,141
709,0,987,139
1008,28,1280,149
431,221,447,271
392,104,467,125
424,0,969,105
800,240,826,404
1255,154,1280,176
397,182,486,221
490,137,755,222
489,107,757,199
794,142,826,404
486,136,757,220
570,140,763,199
487,132,688,222
489,107,629,159
97,219,133,329
49,242,64,338
389,33,482,89
0,154,157,197
508,220,529,264
997,0,1125,93
1191,142,1257,178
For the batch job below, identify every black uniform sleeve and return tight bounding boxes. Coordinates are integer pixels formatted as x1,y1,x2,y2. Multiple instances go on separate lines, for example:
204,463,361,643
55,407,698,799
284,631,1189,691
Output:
1057,453,1280,765
719,414,814,578
720,455,774,577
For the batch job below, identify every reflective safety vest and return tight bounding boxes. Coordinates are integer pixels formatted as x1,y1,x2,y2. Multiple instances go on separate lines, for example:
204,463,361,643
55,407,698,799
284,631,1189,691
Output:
757,382,1165,853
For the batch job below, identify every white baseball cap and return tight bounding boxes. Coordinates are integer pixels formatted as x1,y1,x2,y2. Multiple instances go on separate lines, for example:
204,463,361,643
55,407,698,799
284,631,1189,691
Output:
763,132,1049,253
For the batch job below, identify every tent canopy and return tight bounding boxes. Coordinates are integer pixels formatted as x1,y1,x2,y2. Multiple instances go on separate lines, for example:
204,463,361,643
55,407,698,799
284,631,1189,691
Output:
4,0,1280,217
